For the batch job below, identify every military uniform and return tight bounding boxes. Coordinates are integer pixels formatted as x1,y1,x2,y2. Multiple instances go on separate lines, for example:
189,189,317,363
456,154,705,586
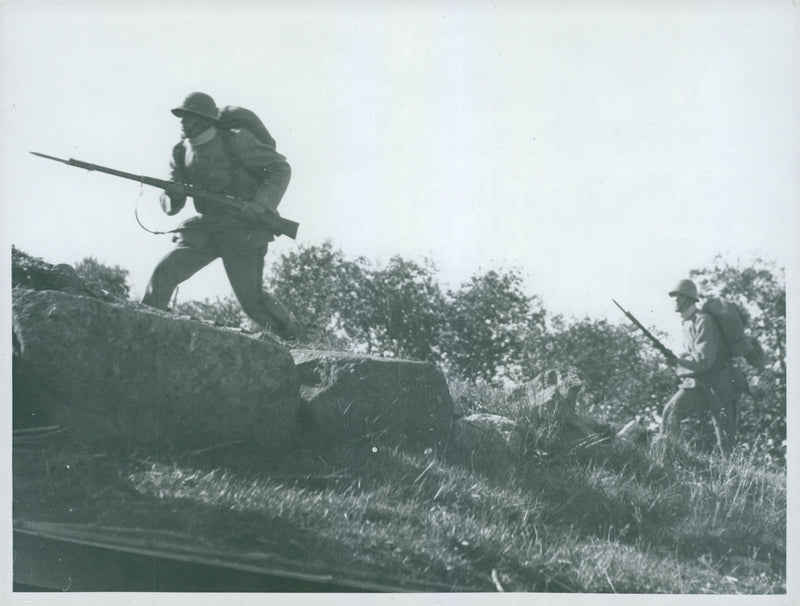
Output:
141,93,300,338
660,304,747,456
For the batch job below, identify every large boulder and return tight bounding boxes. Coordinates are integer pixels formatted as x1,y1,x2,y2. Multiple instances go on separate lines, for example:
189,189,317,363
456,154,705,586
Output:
13,288,300,454
290,350,454,450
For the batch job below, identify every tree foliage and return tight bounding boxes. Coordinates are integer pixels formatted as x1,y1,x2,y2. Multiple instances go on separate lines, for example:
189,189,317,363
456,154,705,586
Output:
269,242,539,377
268,240,371,341
445,269,544,382
360,256,448,359
269,243,448,357
73,256,131,300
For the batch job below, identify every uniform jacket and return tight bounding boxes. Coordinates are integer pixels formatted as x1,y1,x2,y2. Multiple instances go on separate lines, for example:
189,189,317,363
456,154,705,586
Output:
677,309,732,377
169,127,291,217
676,308,747,403
167,127,291,253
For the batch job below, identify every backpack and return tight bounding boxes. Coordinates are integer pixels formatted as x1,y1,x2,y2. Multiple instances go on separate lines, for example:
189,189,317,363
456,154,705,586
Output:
701,296,766,369
217,106,277,149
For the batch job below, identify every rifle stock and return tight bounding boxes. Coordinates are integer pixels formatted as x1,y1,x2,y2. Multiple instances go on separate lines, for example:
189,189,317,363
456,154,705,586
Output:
612,299,677,362
30,151,299,239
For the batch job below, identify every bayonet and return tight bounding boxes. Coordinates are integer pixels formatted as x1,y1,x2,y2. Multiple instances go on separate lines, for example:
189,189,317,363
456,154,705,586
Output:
613,299,677,363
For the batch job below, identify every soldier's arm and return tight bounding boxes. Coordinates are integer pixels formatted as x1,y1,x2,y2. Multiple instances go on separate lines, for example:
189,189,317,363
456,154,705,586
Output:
160,143,189,215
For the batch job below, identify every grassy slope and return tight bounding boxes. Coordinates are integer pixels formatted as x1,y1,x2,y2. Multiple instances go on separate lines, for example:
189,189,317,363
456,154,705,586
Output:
13,383,786,594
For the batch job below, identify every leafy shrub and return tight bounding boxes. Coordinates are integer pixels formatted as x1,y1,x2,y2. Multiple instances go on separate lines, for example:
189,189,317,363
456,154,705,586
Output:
74,256,131,300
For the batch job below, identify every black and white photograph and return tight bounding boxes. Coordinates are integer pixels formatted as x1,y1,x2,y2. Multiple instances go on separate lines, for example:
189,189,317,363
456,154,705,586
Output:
2,1,796,604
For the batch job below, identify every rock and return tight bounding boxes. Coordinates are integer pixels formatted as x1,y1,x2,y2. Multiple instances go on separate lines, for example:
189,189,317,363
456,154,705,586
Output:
12,288,300,454
447,413,516,465
510,367,594,437
290,350,454,450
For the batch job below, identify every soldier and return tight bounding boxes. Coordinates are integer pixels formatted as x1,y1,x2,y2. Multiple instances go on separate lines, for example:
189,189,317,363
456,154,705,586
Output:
141,92,305,340
659,279,747,456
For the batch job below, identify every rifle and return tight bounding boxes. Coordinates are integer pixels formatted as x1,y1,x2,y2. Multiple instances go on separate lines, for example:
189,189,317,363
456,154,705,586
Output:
30,151,299,239
612,299,678,364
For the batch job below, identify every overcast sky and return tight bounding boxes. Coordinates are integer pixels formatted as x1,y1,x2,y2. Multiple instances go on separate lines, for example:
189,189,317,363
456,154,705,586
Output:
2,0,796,349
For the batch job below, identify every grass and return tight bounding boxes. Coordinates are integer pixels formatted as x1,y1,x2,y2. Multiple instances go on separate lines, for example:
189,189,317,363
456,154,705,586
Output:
12,379,786,593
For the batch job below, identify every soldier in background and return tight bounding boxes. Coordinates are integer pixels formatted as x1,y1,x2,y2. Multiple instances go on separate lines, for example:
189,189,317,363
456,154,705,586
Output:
141,92,305,340
659,279,747,456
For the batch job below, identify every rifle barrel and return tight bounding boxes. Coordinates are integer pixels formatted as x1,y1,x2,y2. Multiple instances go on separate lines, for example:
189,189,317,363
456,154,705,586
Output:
30,151,299,239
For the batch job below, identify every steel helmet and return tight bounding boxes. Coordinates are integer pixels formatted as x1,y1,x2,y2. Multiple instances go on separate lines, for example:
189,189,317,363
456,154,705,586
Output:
668,279,699,301
171,92,220,120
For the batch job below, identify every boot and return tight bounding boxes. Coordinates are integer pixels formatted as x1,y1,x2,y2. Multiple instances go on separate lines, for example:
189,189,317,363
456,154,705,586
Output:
258,293,306,341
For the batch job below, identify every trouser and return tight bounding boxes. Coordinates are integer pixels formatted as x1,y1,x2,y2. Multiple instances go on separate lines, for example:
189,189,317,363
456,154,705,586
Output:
141,237,296,336
660,368,743,457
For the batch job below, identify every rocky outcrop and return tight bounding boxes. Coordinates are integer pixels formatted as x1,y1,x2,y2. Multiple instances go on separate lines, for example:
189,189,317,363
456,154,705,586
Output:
13,288,300,454
11,250,457,457
291,350,454,450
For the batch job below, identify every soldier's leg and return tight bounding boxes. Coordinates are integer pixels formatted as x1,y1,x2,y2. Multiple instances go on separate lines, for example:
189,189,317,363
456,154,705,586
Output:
141,246,217,309
222,249,303,338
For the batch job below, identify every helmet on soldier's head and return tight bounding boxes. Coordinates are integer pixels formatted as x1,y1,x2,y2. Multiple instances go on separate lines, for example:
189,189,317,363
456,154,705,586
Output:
668,279,699,301
171,92,220,120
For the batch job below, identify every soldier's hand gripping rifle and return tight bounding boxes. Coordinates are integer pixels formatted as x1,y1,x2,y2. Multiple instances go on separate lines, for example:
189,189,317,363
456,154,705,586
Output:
612,299,679,366
30,152,299,239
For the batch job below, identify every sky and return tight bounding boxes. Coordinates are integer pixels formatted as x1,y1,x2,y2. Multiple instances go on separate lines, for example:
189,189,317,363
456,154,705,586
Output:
2,0,797,352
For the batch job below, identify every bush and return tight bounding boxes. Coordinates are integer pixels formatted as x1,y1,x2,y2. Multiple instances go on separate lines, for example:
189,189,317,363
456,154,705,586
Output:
73,256,131,300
